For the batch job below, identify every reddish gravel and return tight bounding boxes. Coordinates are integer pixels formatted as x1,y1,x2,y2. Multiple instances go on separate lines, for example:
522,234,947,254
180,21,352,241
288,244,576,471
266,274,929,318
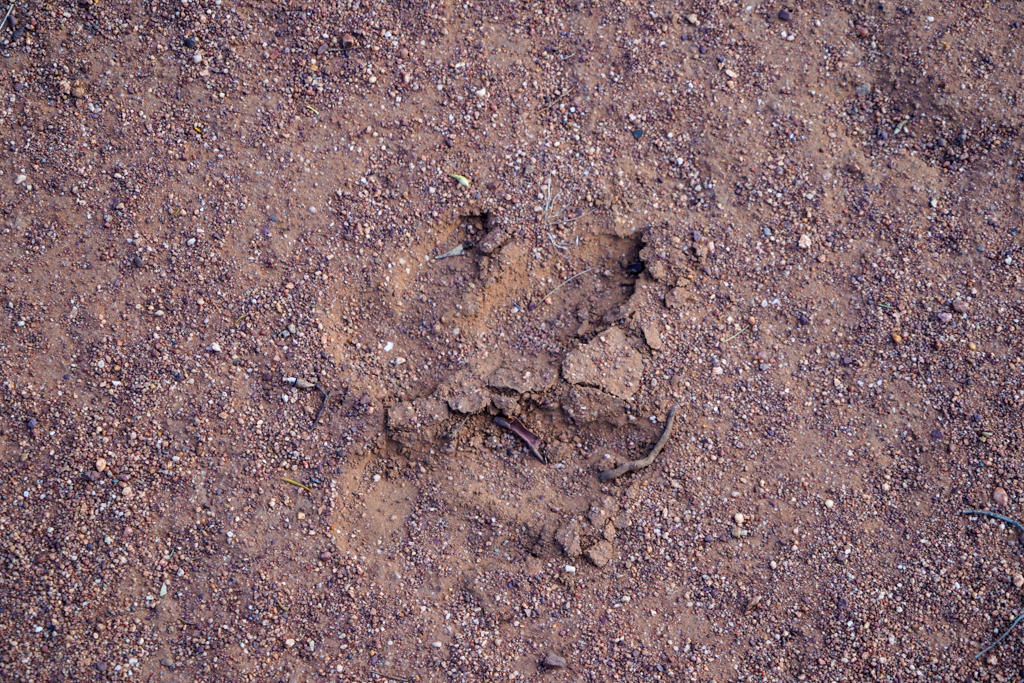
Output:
1,0,1023,681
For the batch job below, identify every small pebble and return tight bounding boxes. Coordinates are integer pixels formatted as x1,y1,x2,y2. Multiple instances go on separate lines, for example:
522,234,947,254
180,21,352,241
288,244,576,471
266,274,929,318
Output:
96,458,107,472
632,129,644,140
542,653,567,669
994,487,1009,508
891,333,903,345
285,638,295,647
1014,574,1024,589
184,37,197,49
952,299,969,314
734,512,746,525
778,9,792,21
825,499,835,509
937,311,952,323
27,418,37,429
798,234,812,249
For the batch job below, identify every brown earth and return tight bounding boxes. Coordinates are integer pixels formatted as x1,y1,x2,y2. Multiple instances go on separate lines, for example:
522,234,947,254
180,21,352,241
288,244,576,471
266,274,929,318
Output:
1,0,1023,681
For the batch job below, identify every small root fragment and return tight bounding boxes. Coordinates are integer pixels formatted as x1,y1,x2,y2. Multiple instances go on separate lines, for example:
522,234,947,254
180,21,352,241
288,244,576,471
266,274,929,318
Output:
599,405,679,482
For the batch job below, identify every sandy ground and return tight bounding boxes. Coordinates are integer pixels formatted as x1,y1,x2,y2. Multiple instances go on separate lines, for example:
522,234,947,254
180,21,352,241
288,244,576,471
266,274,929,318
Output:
1,0,1023,681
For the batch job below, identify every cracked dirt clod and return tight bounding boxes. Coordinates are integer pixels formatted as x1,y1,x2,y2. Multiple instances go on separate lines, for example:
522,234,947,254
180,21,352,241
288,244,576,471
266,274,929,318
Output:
584,540,615,568
445,385,491,414
554,520,581,558
587,496,619,529
561,327,643,399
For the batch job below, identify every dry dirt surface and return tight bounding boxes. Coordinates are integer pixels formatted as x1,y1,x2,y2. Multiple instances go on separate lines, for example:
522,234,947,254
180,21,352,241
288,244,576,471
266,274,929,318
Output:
1,0,1024,681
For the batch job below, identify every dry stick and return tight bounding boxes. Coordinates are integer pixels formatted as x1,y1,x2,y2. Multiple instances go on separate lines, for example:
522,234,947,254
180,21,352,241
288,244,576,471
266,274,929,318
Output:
977,612,1024,660
493,417,546,464
369,673,411,683
281,477,311,492
548,233,570,251
547,208,595,228
960,510,1024,657
960,509,1024,535
600,406,679,482
722,326,749,343
536,267,595,307
311,389,333,429
0,4,12,32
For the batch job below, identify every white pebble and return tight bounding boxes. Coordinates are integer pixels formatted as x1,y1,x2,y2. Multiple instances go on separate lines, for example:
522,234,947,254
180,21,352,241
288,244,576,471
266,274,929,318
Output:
825,499,835,509
383,341,394,352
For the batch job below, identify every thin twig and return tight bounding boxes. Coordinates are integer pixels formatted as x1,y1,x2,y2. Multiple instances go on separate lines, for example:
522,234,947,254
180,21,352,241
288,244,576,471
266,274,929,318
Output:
0,4,12,33
600,406,679,482
977,612,1024,660
536,267,595,307
312,389,333,429
547,208,595,228
446,415,470,440
961,509,1024,534
548,233,570,251
369,673,411,683
538,85,576,111
281,477,311,492
722,326,749,343
540,176,554,226
493,417,546,464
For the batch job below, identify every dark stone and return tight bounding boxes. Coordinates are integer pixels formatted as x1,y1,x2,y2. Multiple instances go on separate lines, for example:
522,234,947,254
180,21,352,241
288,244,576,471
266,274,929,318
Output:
27,418,37,429
184,37,196,49
132,255,143,268
778,9,791,21
632,129,644,140
625,261,645,275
